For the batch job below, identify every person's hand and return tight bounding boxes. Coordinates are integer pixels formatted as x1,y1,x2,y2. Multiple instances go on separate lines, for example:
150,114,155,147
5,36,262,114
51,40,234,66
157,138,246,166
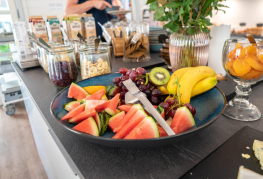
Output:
92,1,112,10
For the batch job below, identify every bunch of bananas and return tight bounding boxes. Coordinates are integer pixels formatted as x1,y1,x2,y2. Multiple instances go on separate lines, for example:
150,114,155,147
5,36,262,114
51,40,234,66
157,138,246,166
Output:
165,66,226,103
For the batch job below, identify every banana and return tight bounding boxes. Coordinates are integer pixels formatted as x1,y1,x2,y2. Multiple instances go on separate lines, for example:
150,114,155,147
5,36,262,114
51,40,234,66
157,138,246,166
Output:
191,74,227,97
167,67,193,95
158,85,169,95
179,66,216,103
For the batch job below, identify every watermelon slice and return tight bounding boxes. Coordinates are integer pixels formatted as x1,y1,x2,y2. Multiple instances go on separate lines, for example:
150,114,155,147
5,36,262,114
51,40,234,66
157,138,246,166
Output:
64,101,81,112
85,100,111,111
61,104,85,121
108,111,125,131
156,105,165,120
68,83,89,100
68,108,96,123
158,126,168,137
72,117,99,136
113,109,148,139
105,93,120,115
113,104,143,133
93,112,102,132
82,89,106,101
118,105,132,113
124,117,159,139
171,106,196,134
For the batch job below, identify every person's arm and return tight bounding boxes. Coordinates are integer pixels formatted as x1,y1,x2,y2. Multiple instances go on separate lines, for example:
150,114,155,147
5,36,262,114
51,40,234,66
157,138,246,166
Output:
65,0,112,15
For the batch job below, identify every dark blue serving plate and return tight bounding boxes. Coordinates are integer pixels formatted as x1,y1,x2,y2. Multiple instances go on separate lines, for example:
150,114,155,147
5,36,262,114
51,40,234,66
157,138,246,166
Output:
50,73,226,148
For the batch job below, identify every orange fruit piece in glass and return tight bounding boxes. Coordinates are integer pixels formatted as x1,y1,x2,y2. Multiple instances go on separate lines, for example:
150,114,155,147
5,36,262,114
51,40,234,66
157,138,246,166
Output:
257,49,263,64
228,46,243,60
245,55,263,72
233,59,251,76
240,68,262,80
226,59,243,77
238,45,257,59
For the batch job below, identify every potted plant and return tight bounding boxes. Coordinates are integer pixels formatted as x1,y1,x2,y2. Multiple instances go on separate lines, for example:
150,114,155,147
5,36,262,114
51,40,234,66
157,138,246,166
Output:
146,0,228,71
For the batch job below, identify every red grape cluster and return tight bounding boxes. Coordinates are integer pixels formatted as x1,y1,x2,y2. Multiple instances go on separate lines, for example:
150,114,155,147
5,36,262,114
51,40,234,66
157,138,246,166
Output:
112,67,163,105
160,96,196,119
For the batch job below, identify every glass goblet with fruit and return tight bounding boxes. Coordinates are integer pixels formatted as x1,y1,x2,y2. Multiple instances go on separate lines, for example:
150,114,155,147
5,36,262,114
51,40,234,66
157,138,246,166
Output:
222,39,263,121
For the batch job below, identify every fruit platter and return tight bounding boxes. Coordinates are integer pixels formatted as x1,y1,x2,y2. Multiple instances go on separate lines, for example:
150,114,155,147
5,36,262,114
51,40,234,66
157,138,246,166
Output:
51,66,226,148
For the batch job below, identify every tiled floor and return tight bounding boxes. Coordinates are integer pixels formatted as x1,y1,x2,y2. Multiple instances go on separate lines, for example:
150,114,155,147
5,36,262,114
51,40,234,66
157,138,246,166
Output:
0,102,47,179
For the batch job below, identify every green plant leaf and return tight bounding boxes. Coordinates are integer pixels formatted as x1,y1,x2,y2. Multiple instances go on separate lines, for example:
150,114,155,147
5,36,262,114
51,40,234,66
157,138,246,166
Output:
165,2,182,8
154,6,165,20
149,1,158,11
187,27,195,35
158,16,169,21
202,27,210,34
193,0,200,7
146,0,156,5
163,21,179,33
179,7,184,14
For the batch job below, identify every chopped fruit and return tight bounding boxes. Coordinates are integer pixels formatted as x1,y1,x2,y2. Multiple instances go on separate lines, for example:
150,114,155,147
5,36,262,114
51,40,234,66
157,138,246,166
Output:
149,67,170,86
124,117,159,139
245,55,263,72
68,108,96,123
118,105,132,112
228,45,243,60
85,100,111,111
156,105,165,119
233,59,251,76
93,112,102,132
61,104,85,121
257,49,263,64
72,117,99,136
108,86,121,97
68,83,89,100
115,109,121,114
113,109,148,139
99,113,111,136
105,94,120,115
171,107,196,134
239,45,257,58
82,89,106,101
158,126,168,137
113,104,142,133
108,111,125,131
240,69,262,80
83,86,106,94
64,101,80,112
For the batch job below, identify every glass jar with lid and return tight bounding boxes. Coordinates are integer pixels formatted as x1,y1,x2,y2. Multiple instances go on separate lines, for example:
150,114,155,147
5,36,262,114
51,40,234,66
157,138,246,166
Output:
42,45,70,74
47,46,78,89
65,40,87,68
36,44,43,67
122,21,150,62
79,47,111,80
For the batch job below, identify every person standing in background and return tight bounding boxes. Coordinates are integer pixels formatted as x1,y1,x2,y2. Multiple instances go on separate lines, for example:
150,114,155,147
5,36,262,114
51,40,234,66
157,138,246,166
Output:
65,0,112,36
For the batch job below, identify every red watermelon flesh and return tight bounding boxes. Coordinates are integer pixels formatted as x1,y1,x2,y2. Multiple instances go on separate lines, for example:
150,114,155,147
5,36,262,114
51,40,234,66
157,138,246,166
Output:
158,126,168,137
113,109,148,139
118,105,132,113
124,117,159,139
82,89,106,101
105,93,120,116
68,83,88,100
108,111,125,131
113,104,142,133
85,100,111,111
72,117,99,136
61,104,85,121
64,101,81,112
171,106,196,134
68,108,96,123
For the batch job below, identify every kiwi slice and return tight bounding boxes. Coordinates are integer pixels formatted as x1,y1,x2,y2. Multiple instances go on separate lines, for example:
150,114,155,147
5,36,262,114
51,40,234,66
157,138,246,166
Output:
149,67,170,86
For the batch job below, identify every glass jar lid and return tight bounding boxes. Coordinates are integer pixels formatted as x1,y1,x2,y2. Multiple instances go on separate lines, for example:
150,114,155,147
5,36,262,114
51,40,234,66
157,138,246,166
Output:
48,46,74,53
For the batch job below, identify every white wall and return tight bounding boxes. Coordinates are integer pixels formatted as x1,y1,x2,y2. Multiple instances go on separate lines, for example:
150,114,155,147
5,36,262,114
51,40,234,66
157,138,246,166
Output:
21,0,67,22
211,0,263,30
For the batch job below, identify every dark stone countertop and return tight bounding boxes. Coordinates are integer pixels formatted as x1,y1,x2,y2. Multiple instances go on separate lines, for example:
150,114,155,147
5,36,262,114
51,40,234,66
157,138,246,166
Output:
11,54,263,179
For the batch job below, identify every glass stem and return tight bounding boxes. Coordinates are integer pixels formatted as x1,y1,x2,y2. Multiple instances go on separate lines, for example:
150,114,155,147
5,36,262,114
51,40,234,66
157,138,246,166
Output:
231,84,252,108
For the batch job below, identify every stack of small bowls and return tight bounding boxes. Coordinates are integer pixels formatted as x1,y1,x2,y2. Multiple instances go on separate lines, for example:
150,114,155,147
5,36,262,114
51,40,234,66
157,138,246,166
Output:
149,27,167,52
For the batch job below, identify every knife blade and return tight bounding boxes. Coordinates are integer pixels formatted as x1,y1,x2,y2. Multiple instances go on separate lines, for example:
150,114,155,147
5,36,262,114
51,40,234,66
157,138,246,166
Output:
123,79,175,136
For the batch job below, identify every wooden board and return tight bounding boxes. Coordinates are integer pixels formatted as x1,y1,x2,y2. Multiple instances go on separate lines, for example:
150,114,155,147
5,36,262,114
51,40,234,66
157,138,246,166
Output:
181,126,263,179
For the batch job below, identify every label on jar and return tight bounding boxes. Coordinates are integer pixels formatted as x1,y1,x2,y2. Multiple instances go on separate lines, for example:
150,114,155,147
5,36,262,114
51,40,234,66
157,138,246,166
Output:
131,30,142,44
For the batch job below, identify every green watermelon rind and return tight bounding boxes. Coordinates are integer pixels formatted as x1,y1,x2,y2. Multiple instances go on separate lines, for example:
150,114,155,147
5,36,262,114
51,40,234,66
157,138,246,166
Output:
93,113,102,132
99,113,111,136
146,117,160,138
180,106,196,126
63,101,80,111
106,85,114,94
69,83,89,100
